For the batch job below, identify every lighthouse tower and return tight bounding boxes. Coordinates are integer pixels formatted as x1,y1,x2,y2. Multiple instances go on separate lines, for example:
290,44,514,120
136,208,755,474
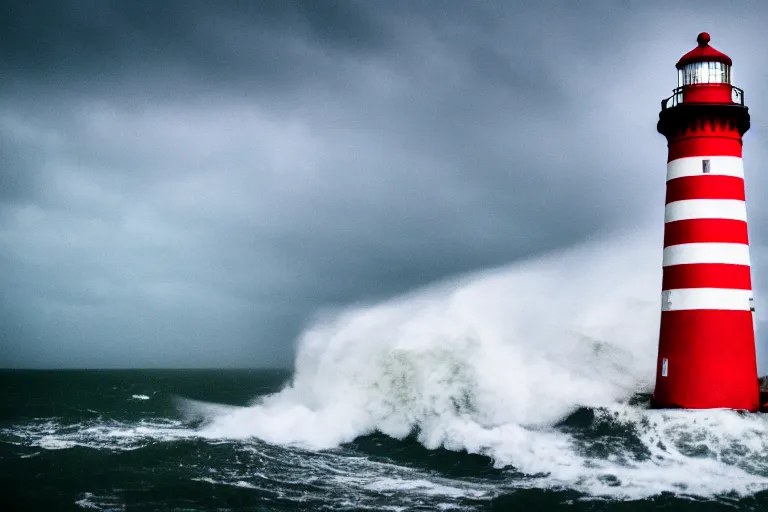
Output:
652,32,759,411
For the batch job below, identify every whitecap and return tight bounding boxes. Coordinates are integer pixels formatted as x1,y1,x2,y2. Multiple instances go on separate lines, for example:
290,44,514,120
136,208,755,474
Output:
182,228,768,500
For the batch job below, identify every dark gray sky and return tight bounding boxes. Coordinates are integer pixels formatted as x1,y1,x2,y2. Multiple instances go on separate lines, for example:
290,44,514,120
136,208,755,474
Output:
2,0,768,369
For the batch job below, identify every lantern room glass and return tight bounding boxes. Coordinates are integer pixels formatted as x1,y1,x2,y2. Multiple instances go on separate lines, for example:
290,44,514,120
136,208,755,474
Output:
678,61,731,87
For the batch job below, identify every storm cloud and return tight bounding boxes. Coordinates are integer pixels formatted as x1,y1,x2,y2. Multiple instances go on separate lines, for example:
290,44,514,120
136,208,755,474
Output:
2,0,768,368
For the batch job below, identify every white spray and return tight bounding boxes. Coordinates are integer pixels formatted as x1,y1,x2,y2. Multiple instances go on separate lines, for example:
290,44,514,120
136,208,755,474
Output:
193,228,768,499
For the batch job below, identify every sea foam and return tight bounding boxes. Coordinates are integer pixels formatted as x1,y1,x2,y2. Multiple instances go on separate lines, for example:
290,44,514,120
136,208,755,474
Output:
190,228,768,499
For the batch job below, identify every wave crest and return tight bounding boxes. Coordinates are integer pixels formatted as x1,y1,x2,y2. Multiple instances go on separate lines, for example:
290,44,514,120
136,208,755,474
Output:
198,230,661,450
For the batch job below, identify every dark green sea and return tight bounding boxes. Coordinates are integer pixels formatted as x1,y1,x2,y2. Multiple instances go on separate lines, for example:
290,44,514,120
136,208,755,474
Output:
3,369,768,511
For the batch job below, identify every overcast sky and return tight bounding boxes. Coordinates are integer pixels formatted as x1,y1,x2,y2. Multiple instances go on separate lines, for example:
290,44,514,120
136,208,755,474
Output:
2,0,768,369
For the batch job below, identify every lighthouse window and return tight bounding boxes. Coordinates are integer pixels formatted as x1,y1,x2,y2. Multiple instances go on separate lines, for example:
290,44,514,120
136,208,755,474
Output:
702,159,711,173
681,62,731,85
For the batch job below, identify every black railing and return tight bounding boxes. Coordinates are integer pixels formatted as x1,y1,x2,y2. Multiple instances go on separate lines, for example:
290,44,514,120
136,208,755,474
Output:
661,85,745,110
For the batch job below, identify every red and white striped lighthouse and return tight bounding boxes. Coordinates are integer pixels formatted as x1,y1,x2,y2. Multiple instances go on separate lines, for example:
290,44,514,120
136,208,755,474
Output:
652,32,759,411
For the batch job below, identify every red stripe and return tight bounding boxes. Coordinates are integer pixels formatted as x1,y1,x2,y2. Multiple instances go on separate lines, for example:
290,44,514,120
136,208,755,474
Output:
654,309,758,410
668,137,742,161
662,263,752,290
665,175,745,204
664,218,749,247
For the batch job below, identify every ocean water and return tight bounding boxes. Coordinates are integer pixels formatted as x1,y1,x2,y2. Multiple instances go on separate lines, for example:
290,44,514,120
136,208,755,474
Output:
4,230,768,511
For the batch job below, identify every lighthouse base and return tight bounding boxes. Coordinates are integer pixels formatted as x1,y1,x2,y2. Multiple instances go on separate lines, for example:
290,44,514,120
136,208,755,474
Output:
648,379,768,413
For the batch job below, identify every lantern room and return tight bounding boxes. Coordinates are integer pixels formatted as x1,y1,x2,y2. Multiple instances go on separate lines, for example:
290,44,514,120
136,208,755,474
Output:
678,61,730,87
663,32,744,107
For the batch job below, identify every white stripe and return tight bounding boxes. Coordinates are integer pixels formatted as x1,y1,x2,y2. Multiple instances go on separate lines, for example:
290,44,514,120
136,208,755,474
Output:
661,288,753,311
663,243,751,266
665,199,747,223
667,156,744,181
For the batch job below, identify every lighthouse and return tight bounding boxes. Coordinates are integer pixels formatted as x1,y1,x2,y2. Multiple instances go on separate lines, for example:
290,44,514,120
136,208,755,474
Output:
652,32,758,411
